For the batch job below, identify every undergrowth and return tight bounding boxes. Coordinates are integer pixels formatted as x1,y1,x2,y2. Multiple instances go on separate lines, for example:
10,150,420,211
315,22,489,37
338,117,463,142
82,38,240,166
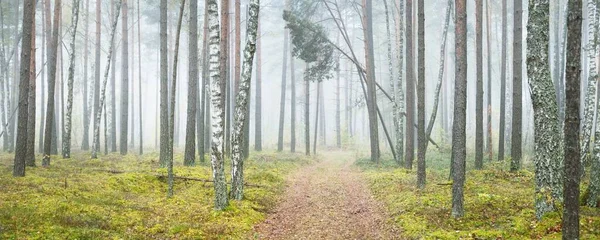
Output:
0,151,313,239
356,149,600,239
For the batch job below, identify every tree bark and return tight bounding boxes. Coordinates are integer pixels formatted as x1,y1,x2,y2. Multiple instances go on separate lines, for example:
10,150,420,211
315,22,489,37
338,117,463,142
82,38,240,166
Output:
405,0,415,169
120,0,129,155
305,64,310,156
159,0,169,167
208,0,228,210
586,0,600,208
93,0,101,155
475,0,484,170
486,1,493,162
562,0,582,237
313,82,320,155
82,0,90,150
198,3,209,163
13,0,35,176
511,0,524,172
416,0,426,188
277,0,290,152
25,8,36,167
62,0,81,159
255,22,262,152
362,0,380,163
109,0,117,153
184,0,199,166
42,0,61,167
499,0,508,161
394,0,405,166
91,1,121,159
291,49,296,153
230,0,260,200
526,0,564,220
451,0,467,219
137,0,143,155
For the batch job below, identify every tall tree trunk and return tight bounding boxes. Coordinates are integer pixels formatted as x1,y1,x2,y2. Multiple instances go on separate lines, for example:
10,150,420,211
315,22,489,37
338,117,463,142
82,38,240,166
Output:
230,0,259,200
81,0,90,150
580,0,598,175
291,51,296,153
38,0,49,153
416,0,426,188
383,0,395,158
91,1,121,159
394,0,405,166
255,22,262,152
585,0,600,208
511,0,523,171
120,0,129,155
277,0,290,152
93,0,101,156
563,0,582,236
25,9,36,167
498,0,507,161
486,1,493,162
184,0,199,166
305,63,310,156
42,0,61,167
137,0,142,155
13,0,35,176
451,0,467,219
62,0,81,159
159,0,169,167
475,0,484,170
335,38,341,149
526,0,563,220
405,0,415,169
313,82,320,155
198,3,209,163
109,0,117,153
220,0,229,157
168,0,186,198
362,0,380,163
208,0,228,210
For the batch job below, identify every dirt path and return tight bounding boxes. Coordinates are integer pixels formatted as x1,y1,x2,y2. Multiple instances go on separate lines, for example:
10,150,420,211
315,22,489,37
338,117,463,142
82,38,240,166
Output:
254,151,401,239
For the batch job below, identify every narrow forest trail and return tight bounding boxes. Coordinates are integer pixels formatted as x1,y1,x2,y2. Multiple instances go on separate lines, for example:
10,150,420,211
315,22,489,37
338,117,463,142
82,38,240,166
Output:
253,151,401,239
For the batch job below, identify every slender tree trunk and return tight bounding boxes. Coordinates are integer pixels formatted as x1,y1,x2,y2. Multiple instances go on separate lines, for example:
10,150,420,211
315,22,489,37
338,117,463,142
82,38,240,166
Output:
451,0,467,219
137,0,142,155
416,0,426,188
198,3,209,163
255,22,262,152
93,0,101,155
526,0,563,220
230,0,259,200
277,0,290,152
499,0,507,161
208,0,228,210
585,0,600,208
405,0,415,169
184,0,198,166
486,1,493,162
38,0,49,153
42,0,61,167
319,85,325,146
511,0,523,171
313,82,320,155
394,0,405,166
63,0,81,159
475,0,484,170
25,8,36,166
81,0,90,150
119,0,129,155
109,0,117,153
305,64,310,156
159,0,169,167
91,1,121,159
291,50,296,153
13,0,35,176
167,0,186,198
220,0,229,157
562,1,582,237
362,0,380,163
336,40,341,149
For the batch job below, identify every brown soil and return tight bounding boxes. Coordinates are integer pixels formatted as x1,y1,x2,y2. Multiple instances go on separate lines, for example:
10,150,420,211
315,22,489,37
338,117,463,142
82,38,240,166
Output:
253,151,402,239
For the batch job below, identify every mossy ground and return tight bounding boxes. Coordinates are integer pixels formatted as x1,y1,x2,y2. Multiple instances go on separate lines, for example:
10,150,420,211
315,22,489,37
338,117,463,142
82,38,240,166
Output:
0,151,313,239
356,149,600,239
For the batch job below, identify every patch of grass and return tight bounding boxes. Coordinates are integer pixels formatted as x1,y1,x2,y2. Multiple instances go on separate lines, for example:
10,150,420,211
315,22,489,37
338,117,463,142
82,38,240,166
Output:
0,151,313,239
356,149,600,239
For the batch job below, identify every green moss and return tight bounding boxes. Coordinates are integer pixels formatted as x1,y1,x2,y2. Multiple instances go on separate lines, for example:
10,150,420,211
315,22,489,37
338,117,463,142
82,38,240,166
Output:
0,151,312,239
357,149,600,239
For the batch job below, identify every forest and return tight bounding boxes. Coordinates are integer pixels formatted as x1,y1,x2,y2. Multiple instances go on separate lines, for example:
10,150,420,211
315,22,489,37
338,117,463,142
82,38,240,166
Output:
1,0,600,239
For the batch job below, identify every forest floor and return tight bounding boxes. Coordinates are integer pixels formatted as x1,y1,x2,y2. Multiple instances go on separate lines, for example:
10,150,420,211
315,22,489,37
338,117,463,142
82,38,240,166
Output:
253,151,401,239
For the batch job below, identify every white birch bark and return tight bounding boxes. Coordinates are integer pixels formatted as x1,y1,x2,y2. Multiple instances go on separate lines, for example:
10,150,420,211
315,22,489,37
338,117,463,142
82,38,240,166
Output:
230,0,260,201
393,0,405,165
587,0,600,207
63,0,81,159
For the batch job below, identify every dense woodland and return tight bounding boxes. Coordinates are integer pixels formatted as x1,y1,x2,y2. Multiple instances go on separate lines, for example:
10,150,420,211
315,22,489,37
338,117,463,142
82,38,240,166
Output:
1,0,600,239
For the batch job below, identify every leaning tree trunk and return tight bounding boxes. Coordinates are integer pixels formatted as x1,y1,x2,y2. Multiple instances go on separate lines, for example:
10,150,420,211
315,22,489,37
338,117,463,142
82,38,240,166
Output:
230,0,260,200
526,0,564,220
184,0,198,166
91,1,121,159
63,0,81,159
562,0,582,236
25,10,36,167
208,0,229,210
168,0,186,198
13,0,35,176
42,0,61,167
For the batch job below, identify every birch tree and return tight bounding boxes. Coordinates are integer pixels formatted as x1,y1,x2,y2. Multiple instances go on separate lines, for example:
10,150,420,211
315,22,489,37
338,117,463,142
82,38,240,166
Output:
230,0,260,200
63,0,82,159
587,0,600,208
526,0,563,220
393,0,405,166
91,1,121,159
207,0,228,210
